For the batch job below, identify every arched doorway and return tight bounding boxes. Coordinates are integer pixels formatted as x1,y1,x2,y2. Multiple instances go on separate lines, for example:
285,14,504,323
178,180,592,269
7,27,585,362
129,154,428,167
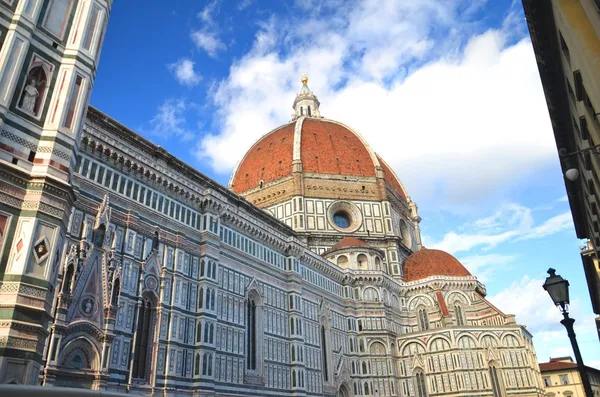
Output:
337,384,351,397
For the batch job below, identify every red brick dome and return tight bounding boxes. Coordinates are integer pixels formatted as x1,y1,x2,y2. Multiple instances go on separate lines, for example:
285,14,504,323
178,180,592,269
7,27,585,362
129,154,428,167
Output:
229,117,407,200
403,248,472,282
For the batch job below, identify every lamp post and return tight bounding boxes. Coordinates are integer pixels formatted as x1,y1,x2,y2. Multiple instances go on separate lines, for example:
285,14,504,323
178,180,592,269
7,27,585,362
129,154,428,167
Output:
542,268,594,397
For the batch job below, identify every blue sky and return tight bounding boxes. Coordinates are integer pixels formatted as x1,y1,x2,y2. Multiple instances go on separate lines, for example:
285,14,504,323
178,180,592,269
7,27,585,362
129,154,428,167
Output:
91,0,600,364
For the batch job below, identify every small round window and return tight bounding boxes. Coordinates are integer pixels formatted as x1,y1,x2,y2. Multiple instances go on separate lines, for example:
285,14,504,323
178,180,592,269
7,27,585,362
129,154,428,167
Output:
333,211,351,228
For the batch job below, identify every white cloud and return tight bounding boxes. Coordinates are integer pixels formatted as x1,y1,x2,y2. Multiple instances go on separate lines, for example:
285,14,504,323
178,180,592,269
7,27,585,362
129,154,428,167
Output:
488,276,563,334
191,0,226,57
519,212,574,240
458,253,517,281
198,0,219,24
191,30,226,57
429,203,573,254
147,99,195,141
192,1,554,209
168,59,202,87
237,0,253,11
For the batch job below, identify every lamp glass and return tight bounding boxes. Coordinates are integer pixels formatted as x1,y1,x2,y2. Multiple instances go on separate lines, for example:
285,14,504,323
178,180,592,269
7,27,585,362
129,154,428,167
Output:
543,272,570,307
565,168,580,181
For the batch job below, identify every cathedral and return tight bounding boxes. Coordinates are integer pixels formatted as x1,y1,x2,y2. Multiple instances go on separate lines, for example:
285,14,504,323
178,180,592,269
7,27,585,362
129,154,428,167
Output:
0,1,545,396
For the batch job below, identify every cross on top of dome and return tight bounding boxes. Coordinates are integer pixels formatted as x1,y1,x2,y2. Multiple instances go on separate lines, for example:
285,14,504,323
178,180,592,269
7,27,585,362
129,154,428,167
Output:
291,73,321,121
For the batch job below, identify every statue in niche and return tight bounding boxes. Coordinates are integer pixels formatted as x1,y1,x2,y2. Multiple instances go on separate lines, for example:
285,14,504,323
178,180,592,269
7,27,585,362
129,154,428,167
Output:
21,78,41,112
152,231,159,251
93,224,105,248
20,75,46,114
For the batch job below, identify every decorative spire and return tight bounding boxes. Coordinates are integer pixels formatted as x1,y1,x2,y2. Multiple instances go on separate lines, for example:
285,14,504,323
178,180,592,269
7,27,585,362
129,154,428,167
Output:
291,73,321,121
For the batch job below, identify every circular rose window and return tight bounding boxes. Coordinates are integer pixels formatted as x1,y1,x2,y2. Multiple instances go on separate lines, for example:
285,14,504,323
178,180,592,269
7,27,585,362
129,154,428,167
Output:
333,211,351,228
328,201,362,232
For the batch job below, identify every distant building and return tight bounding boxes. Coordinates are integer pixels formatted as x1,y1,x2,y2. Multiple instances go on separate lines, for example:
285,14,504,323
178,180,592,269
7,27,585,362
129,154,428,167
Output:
539,357,600,396
521,0,600,338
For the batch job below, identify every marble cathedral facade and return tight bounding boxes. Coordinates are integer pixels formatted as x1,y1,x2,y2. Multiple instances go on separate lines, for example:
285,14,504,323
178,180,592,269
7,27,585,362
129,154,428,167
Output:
0,1,545,397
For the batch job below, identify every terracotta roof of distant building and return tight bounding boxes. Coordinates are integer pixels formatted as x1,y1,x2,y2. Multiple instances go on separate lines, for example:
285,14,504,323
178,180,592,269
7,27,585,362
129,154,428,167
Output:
539,361,578,372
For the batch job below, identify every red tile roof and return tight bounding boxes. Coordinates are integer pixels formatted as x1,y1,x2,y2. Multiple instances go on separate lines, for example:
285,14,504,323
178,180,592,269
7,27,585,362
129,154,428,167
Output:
331,237,369,250
550,357,574,362
300,119,375,177
232,123,295,193
403,248,472,282
231,118,409,202
539,361,578,372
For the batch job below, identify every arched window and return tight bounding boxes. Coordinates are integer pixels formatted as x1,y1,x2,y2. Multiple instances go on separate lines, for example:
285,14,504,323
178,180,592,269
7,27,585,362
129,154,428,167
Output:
211,289,216,310
209,323,214,343
63,264,74,294
375,256,381,270
200,260,205,277
357,254,368,269
364,382,370,395
489,365,504,397
291,345,296,361
417,306,429,331
212,262,217,278
414,370,428,397
370,342,386,355
362,361,368,375
321,326,328,381
194,353,200,375
132,297,155,380
198,287,204,308
204,323,210,343
363,287,379,302
205,288,211,309
202,353,208,375
111,278,120,306
208,354,213,376
454,304,465,326
337,255,348,268
457,336,476,349
196,322,202,343
290,318,295,334
359,339,365,353
307,106,312,116
292,370,297,387
300,107,304,116
246,298,257,370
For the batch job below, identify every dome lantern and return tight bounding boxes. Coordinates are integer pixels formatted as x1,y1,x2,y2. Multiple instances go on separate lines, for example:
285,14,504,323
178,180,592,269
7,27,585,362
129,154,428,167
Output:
291,74,321,121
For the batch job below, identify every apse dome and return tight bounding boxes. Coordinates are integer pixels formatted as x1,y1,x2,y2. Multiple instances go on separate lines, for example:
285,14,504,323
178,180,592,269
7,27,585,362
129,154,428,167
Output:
403,248,472,282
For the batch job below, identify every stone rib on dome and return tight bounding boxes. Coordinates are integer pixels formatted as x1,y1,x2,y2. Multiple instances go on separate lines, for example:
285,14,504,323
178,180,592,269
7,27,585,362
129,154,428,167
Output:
231,123,295,193
377,154,408,200
300,118,376,177
403,248,471,282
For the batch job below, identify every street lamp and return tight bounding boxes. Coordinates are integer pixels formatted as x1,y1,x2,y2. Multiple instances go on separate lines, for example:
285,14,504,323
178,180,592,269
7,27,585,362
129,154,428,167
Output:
542,268,594,397
558,144,600,182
